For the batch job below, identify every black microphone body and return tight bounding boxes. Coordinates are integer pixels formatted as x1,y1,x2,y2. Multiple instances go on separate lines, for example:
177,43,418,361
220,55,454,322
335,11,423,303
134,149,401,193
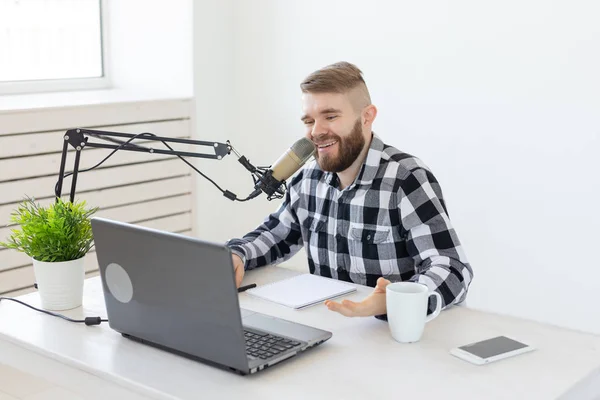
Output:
256,169,286,197
253,137,316,199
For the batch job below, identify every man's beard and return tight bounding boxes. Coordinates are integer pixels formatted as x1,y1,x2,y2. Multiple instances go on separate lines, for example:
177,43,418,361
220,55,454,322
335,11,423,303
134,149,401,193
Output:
315,119,365,173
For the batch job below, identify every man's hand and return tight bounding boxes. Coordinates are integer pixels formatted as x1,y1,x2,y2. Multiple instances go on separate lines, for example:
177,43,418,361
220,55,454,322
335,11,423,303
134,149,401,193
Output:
232,254,245,288
325,277,391,317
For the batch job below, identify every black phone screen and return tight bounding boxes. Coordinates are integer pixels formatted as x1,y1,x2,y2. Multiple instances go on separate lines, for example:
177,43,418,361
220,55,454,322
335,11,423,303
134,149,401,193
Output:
459,336,529,359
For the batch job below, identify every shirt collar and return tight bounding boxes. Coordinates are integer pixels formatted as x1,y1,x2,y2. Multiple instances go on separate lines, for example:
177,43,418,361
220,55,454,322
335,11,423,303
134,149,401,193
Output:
355,133,384,186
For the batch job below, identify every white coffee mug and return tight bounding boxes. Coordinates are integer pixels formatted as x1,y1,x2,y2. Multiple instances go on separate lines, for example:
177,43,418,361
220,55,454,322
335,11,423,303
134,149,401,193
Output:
386,282,442,343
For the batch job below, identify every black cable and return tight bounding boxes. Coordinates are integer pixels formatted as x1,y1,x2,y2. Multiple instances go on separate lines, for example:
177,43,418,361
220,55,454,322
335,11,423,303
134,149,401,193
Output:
157,137,232,196
147,137,281,201
154,137,266,202
0,297,107,326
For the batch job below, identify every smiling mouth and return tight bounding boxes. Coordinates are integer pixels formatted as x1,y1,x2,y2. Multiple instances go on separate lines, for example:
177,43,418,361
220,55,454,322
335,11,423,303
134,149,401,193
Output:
317,141,338,149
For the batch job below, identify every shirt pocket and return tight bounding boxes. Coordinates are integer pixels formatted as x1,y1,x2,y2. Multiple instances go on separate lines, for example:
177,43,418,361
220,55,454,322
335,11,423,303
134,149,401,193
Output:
348,224,395,276
301,216,328,254
301,215,326,233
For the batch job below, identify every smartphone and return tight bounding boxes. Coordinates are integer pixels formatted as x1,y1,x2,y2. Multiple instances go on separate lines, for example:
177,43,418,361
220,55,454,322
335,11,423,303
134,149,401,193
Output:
450,336,535,365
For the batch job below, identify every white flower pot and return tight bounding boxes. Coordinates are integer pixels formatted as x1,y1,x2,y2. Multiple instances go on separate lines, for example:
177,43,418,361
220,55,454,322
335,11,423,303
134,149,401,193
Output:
32,256,85,311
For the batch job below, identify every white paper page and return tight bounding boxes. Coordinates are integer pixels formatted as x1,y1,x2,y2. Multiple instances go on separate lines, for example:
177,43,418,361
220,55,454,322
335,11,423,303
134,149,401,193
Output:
246,274,357,309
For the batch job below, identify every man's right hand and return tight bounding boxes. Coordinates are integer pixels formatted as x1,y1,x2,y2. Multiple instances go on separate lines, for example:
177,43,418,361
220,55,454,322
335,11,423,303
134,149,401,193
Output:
232,254,245,288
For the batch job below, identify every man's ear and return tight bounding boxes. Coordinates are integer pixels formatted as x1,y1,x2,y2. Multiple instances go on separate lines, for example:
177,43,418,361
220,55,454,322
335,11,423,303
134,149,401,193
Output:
362,105,378,126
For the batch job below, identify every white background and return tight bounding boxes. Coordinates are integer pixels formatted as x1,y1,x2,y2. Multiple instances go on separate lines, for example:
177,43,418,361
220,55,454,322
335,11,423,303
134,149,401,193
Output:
194,0,600,334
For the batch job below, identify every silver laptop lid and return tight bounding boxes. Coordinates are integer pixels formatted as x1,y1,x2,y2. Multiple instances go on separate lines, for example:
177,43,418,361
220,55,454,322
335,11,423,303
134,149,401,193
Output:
91,217,250,373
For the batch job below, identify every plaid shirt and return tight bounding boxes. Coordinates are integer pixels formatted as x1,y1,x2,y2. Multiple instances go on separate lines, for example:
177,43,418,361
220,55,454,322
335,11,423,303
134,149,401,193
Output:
227,134,473,314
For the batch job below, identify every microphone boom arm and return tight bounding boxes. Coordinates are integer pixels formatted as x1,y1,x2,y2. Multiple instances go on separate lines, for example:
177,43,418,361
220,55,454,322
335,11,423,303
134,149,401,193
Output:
56,128,232,203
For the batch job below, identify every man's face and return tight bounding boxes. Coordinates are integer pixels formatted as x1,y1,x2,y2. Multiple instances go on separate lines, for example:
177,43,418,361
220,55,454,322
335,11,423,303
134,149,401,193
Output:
301,92,366,173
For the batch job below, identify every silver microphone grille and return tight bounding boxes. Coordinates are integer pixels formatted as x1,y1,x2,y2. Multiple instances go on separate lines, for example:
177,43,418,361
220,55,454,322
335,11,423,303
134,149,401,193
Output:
290,137,316,163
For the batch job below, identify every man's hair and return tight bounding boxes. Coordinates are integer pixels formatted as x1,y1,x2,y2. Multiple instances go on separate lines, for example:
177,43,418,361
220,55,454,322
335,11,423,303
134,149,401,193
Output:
300,62,372,109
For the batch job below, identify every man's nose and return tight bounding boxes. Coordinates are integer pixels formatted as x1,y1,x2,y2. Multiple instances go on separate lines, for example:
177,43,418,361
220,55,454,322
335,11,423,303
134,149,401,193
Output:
311,121,327,138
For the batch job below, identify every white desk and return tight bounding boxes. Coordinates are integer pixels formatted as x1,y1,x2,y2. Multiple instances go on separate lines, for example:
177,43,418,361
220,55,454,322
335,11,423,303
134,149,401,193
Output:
1,266,599,400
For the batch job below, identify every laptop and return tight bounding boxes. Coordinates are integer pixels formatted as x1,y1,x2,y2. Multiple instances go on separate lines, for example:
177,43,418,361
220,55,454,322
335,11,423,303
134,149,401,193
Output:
90,217,332,375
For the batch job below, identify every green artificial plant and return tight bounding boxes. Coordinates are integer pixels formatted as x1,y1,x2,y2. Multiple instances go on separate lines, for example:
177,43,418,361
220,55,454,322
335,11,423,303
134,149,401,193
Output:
0,197,98,263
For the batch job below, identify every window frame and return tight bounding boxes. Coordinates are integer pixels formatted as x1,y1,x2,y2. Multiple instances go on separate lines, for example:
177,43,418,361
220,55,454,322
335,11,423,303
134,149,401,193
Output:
0,0,110,95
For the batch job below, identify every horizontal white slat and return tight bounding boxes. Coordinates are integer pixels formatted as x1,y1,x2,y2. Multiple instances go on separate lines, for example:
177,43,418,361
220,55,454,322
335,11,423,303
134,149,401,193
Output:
135,212,192,232
0,195,192,264
0,99,192,136
0,229,193,296
0,176,192,224
86,270,100,279
2,286,35,297
0,135,191,182
0,247,31,273
0,158,189,205
85,251,100,273
96,195,192,226
0,119,191,159
0,267,32,294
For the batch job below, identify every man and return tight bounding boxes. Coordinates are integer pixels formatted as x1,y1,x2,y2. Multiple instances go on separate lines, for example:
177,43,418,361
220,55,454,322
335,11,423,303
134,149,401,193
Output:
227,62,473,319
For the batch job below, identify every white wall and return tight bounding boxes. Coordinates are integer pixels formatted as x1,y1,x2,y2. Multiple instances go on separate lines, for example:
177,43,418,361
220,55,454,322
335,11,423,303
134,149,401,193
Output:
108,0,193,97
194,0,600,333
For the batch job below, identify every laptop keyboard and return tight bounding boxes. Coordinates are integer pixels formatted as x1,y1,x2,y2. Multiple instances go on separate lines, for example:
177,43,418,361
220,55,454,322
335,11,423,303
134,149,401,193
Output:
244,330,302,360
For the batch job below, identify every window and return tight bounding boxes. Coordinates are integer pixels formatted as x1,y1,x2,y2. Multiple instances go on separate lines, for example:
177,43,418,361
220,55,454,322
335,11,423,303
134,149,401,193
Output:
0,0,107,94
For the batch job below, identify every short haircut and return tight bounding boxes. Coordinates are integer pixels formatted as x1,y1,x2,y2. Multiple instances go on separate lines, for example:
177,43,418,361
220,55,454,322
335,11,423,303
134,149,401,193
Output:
300,62,372,110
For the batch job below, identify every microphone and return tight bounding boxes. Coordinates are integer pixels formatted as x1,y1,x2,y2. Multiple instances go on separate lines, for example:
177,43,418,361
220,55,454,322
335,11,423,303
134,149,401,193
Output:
251,137,316,200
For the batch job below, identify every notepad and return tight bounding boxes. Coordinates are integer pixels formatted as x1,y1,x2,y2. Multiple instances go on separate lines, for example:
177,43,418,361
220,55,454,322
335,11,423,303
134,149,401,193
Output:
246,274,357,309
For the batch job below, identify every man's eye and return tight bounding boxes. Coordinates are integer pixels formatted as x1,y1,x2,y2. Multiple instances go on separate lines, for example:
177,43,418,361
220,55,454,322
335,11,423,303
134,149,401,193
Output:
326,116,337,121
304,120,314,125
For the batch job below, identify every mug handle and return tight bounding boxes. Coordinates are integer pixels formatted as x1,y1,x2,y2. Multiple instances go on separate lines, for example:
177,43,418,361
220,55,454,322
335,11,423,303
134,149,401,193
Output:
425,292,442,323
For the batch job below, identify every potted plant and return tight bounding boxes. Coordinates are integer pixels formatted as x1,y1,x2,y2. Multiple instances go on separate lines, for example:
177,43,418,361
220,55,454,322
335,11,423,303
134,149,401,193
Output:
0,197,98,311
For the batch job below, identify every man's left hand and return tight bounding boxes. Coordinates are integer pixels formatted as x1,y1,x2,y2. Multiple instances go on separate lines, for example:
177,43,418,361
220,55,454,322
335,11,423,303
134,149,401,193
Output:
325,277,391,317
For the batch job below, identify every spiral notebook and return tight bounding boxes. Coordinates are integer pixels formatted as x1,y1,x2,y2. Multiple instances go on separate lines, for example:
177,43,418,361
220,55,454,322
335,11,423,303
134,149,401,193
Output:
246,274,357,309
